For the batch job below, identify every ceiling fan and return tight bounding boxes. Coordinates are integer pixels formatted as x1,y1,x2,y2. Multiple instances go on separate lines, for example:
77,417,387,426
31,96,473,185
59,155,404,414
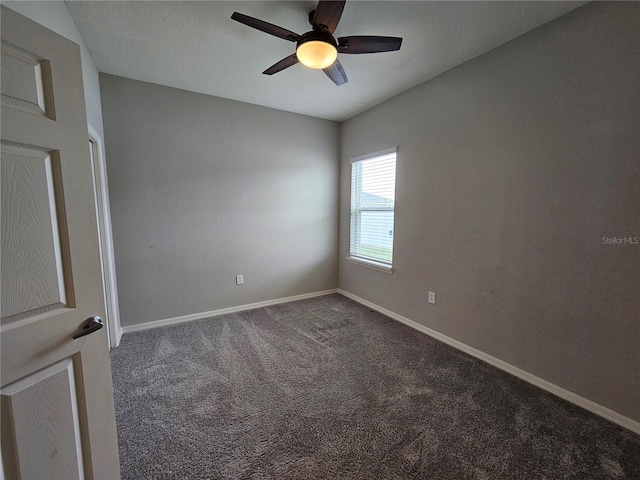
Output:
231,0,402,86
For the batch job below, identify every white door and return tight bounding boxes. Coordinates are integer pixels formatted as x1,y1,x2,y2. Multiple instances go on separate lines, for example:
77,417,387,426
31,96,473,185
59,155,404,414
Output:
1,6,120,479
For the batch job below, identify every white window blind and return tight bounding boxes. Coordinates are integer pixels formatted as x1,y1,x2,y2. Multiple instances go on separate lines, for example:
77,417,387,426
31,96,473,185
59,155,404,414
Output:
350,148,397,267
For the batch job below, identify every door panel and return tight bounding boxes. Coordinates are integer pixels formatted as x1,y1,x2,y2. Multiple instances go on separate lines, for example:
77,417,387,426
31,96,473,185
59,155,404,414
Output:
1,145,70,320
1,358,85,480
1,6,120,479
0,42,54,119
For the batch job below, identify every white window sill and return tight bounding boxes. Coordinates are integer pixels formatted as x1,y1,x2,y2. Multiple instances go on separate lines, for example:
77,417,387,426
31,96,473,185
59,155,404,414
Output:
346,256,394,274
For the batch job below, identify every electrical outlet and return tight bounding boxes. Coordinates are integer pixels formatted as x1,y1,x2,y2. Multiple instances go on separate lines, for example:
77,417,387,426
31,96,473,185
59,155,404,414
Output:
428,291,436,304
236,275,244,285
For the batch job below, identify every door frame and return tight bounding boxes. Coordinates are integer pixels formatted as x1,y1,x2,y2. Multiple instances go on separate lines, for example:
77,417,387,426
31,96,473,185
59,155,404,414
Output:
88,124,122,348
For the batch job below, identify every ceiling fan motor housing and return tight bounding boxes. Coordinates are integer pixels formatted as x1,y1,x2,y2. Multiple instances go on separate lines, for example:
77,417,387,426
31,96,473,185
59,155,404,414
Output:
297,31,337,51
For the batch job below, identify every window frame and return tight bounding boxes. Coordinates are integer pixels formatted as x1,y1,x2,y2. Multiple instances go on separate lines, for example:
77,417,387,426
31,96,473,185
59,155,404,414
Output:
347,147,397,274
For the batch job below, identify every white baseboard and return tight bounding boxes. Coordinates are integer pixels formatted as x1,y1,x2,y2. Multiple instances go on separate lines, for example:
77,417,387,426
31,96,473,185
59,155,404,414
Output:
338,289,640,435
121,289,339,334
116,326,123,347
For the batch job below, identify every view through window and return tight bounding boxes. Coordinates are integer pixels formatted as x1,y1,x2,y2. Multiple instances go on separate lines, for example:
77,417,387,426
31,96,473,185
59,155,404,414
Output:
349,148,397,266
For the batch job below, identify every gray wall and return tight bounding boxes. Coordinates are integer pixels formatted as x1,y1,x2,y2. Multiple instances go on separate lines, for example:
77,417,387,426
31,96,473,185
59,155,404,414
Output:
100,75,340,327
339,2,640,421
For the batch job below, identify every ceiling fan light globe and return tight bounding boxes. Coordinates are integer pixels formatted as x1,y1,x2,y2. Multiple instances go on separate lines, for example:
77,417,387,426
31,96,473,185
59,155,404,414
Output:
296,40,338,69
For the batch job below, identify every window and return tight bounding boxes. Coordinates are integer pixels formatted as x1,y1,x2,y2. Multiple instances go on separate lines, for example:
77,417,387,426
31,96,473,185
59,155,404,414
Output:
349,147,397,273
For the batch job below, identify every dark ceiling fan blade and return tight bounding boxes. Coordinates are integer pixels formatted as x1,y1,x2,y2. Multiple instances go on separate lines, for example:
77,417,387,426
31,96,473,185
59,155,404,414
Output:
263,54,299,75
337,36,403,54
323,59,348,86
312,0,346,34
231,12,300,42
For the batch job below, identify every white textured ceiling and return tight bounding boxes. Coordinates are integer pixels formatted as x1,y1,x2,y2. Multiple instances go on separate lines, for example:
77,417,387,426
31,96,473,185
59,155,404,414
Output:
66,1,586,121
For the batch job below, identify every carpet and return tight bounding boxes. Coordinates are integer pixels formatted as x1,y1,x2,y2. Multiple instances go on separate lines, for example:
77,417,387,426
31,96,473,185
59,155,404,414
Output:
110,294,640,479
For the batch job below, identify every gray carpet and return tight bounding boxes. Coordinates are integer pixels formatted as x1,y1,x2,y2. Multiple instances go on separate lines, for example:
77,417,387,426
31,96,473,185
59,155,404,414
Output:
111,294,640,479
